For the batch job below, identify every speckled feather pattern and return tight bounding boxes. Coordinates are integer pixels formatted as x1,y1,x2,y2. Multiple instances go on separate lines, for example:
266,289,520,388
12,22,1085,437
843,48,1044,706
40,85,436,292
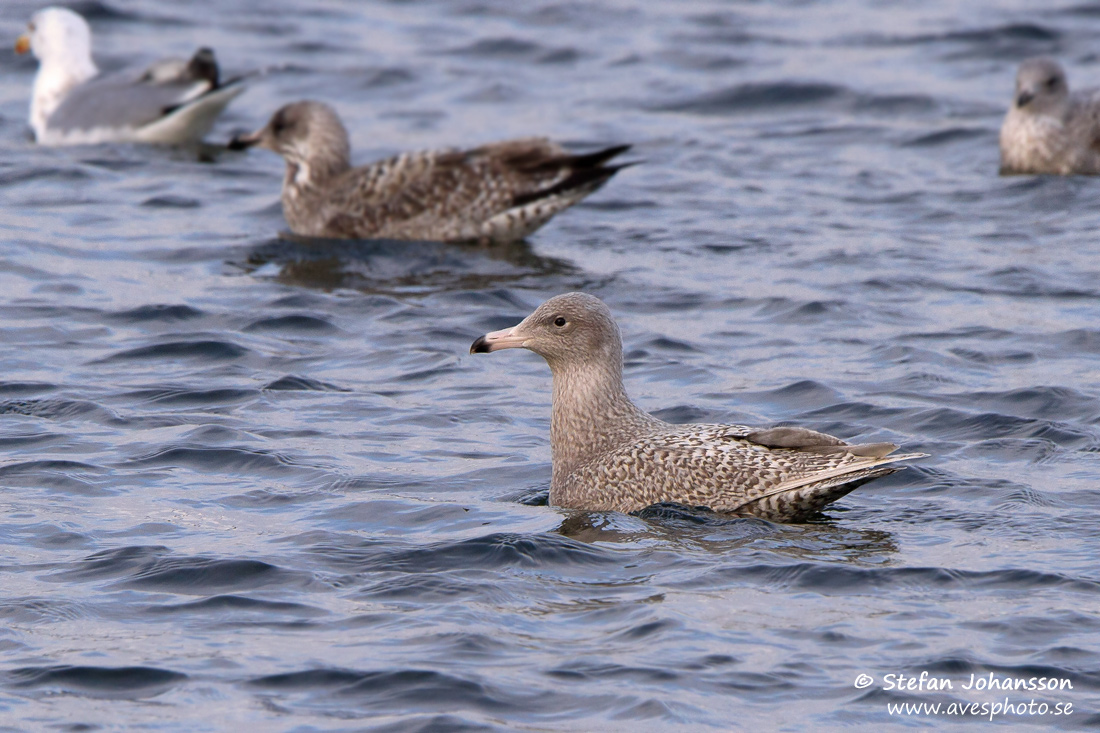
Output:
290,140,606,242
1000,58,1100,175
554,422,912,521
474,293,925,523
244,102,627,243
1001,95,1100,174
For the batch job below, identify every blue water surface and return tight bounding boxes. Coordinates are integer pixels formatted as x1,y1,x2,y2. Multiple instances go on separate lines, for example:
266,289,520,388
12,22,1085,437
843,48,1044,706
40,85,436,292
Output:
0,0,1098,729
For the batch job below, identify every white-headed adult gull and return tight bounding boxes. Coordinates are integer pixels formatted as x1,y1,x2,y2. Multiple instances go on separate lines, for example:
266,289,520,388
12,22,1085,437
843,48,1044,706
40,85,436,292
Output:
16,6,247,146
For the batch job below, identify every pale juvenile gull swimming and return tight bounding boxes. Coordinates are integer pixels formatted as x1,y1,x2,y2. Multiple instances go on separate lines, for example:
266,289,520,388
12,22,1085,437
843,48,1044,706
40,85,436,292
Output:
16,6,247,146
1000,57,1100,175
228,101,631,244
470,293,927,522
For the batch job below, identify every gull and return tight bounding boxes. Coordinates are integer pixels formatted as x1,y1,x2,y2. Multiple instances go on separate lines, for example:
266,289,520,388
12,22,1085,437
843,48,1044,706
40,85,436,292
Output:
16,6,247,146
229,101,631,244
1000,57,1100,175
471,292,926,522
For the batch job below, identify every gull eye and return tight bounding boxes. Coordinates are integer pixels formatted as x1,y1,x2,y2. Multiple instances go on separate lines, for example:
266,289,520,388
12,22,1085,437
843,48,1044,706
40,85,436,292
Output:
553,316,567,327
1046,77,1059,89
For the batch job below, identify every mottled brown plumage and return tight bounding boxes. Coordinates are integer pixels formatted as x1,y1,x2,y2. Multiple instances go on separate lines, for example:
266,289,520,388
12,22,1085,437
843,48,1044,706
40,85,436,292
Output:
1000,57,1100,175
471,293,926,522
230,101,630,243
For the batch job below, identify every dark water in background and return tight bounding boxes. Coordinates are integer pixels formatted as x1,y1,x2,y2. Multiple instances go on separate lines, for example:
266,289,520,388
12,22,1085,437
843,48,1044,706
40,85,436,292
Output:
1,0,1099,729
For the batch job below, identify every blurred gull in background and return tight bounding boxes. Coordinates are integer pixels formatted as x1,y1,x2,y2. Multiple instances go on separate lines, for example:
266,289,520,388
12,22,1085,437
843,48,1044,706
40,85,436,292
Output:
229,101,632,243
15,6,248,146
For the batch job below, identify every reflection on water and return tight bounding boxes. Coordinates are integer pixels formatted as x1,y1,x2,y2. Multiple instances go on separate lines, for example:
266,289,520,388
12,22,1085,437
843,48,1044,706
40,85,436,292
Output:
558,505,899,561
242,232,577,292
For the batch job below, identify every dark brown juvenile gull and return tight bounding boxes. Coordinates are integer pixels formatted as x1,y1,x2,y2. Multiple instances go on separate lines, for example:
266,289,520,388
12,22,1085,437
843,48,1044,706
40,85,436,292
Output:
229,101,630,244
1000,57,1100,175
470,293,926,522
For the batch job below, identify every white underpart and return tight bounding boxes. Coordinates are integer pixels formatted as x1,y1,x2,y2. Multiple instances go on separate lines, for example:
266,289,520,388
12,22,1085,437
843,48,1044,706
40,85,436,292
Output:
291,143,314,188
294,162,312,187
23,6,245,146
1000,106,1073,173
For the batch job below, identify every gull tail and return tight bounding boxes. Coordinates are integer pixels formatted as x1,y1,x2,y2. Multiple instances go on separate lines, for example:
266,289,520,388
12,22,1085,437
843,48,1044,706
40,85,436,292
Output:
478,144,636,243
139,83,248,144
734,450,927,522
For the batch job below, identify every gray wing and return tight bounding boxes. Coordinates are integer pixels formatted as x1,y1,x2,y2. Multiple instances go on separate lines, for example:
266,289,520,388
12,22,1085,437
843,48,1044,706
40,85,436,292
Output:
564,424,922,518
1067,90,1100,153
47,62,212,133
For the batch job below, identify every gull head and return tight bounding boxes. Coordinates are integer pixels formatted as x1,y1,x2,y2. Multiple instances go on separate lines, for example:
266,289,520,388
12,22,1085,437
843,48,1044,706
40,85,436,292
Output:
471,292,623,372
1014,57,1068,113
16,7,93,69
229,101,352,180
